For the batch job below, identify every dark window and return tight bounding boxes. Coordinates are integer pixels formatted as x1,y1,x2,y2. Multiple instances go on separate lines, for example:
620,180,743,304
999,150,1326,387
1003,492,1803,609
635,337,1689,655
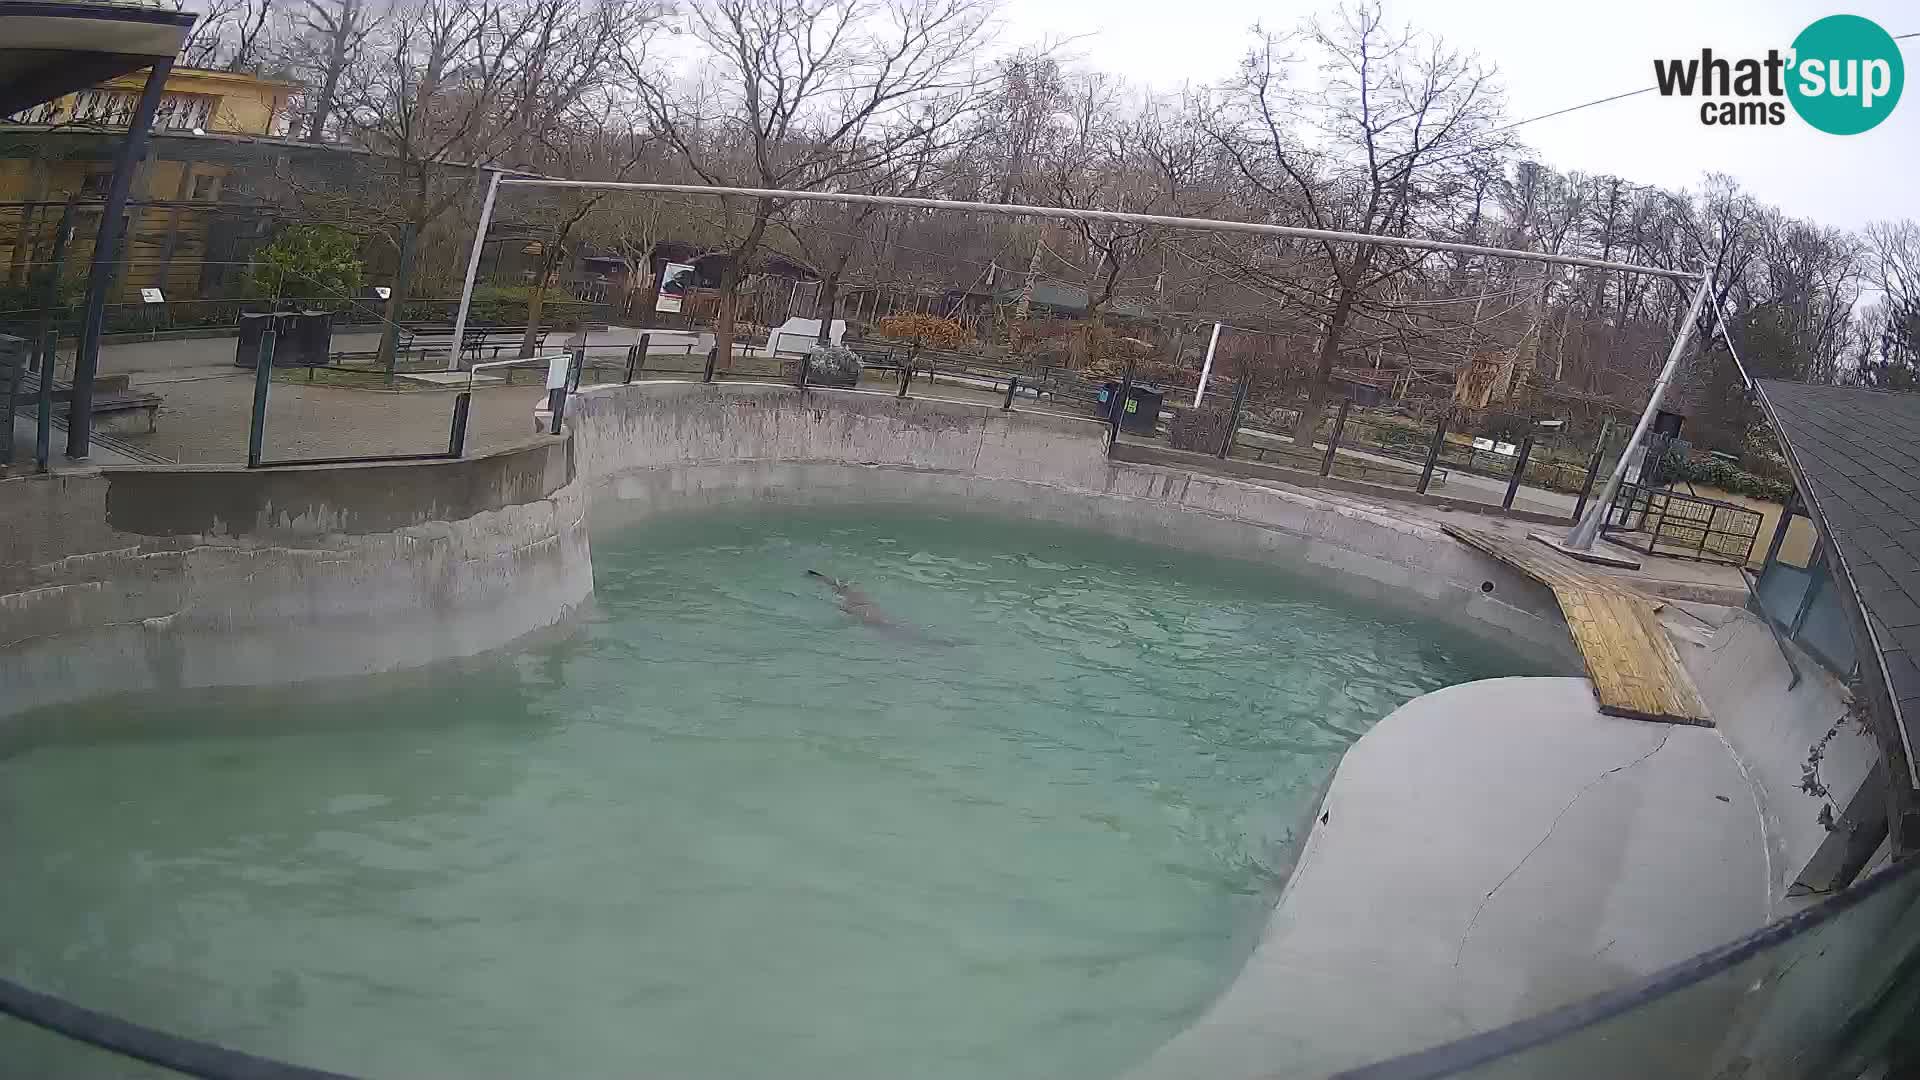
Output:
78,172,112,198
190,174,217,202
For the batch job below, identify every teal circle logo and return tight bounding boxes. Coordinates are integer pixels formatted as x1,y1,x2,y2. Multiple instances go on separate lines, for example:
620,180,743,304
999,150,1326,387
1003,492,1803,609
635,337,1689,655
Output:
1787,14,1903,134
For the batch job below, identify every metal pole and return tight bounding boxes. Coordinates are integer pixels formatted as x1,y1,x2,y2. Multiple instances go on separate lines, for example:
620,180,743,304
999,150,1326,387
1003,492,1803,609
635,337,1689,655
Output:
703,345,718,383
448,391,471,457
1320,398,1351,477
499,179,1700,281
1219,376,1251,459
1763,491,1797,567
70,58,173,460
447,169,503,372
246,331,275,468
35,329,55,471
2,336,22,466
796,345,811,389
897,358,912,398
32,195,77,393
1418,411,1450,494
1194,322,1223,407
1002,375,1019,411
1571,418,1614,523
626,332,651,384
1110,356,1138,445
1502,433,1536,510
1563,270,1714,550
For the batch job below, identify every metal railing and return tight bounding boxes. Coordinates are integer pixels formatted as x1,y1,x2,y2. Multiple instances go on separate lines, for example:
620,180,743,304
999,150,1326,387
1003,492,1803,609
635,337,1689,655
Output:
243,330,482,469
1604,480,1763,565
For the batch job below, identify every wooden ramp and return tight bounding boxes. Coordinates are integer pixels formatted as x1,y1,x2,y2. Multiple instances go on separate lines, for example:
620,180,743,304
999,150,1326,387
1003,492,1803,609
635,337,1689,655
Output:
1444,526,1713,727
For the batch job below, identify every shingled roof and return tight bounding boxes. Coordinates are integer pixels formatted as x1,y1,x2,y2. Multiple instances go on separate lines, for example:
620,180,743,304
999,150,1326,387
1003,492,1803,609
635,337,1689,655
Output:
1756,380,1920,799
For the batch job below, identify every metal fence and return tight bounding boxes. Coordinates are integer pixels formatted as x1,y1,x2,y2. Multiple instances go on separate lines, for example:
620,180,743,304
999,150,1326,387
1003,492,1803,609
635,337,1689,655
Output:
1603,481,1764,565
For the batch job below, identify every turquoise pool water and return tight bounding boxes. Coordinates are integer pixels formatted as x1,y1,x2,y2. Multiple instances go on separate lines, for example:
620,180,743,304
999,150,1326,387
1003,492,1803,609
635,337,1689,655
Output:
0,508,1527,1078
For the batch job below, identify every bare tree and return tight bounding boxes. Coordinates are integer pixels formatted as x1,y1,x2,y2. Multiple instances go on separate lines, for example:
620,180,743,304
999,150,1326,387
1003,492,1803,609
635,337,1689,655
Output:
180,0,277,71
1206,2,1510,443
278,0,383,142
631,0,999,371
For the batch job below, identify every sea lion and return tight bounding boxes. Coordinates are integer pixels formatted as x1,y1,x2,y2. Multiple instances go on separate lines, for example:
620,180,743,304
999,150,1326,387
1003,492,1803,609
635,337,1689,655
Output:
807,569,897,628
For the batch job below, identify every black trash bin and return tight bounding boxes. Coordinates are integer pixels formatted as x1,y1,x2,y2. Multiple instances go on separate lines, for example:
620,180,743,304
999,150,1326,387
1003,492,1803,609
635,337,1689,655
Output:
285,310,334,368
234,312,297,368
1098,381,1164,435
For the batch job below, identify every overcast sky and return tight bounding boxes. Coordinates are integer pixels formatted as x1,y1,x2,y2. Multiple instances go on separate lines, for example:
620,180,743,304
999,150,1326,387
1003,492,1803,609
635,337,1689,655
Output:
1000,0,1916,233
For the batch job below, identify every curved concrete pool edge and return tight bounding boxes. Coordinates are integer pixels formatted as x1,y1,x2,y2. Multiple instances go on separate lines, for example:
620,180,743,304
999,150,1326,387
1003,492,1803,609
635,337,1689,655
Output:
1132,676,1773,1079
569,380,1585,674
0,437,591,721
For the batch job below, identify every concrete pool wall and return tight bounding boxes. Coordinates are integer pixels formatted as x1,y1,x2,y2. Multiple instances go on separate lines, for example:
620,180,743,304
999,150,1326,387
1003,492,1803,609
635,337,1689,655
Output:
569,380,1584,672
0,437,590,720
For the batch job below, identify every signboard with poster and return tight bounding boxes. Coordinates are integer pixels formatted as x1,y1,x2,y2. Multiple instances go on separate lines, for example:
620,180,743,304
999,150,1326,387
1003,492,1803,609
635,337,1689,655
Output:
655,262,696,313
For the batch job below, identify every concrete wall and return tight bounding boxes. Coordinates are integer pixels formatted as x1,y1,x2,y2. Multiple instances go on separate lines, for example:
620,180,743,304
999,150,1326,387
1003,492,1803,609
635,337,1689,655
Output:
569,381,1584,672
1134,677,1771,1080
1682,612,1880,901
0,438,591,719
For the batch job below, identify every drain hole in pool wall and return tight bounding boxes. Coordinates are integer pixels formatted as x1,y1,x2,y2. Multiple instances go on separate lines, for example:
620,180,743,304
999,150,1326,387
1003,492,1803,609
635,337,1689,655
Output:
1481,581,1495,594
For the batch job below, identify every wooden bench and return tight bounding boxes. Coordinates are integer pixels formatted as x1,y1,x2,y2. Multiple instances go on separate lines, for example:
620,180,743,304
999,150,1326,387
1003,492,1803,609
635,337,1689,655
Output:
10,371,160,435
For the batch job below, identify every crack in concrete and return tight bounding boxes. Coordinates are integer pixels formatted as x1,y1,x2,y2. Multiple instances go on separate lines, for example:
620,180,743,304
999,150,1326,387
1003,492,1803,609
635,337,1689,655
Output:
1453,729,1674,967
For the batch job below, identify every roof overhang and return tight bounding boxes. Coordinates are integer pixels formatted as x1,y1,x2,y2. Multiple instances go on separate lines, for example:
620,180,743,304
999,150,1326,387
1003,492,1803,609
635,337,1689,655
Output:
1754,380,1920,806
0,3,195,116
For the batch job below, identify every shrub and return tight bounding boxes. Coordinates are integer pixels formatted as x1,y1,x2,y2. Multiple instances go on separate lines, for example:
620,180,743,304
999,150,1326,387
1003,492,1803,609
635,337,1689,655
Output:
876,313,970,350
803,346,862,386
1662,450,1795,503
247,225,363,306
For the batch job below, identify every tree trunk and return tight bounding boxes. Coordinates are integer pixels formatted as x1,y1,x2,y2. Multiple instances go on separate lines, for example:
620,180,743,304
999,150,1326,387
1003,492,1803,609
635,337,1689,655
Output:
377,221,418,380
714,206,772,371
814,272,839,346
714,260,742,373
305,7,353,142
520,281,547,359
1293,286,1357,446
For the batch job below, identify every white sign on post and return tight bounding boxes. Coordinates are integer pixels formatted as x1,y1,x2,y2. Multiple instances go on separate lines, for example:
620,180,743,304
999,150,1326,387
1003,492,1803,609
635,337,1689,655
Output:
655,262,695,313
545,352,571,390
373,286,392,300
140,287,165,304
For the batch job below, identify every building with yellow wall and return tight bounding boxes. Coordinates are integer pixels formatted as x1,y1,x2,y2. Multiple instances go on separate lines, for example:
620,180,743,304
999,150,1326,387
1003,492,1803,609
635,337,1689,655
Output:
0,66,297,304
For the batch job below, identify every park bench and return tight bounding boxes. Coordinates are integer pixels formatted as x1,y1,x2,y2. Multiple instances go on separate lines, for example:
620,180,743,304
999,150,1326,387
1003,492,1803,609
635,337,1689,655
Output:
9,370,161,435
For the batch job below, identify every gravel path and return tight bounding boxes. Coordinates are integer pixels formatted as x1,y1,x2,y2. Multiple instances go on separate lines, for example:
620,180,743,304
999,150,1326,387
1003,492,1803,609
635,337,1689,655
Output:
122,364,550,464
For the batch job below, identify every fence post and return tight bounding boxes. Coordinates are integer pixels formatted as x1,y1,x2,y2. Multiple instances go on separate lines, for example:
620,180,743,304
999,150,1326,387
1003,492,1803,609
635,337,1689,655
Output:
1218,376,1251,460
1,335,21,466
1502,433,1536,510
796,345,811,390
1002,375,1019,411
35,329,56,471
448,391,471,457
626,333,649,384
702,345,717,383
1764,491,1797,567
1110,357,1138,445
1417,409,1450,494
1320,398,1351,477
246,330,275,468
568,345,585,392
1571,418,1614,523
896,358,912,398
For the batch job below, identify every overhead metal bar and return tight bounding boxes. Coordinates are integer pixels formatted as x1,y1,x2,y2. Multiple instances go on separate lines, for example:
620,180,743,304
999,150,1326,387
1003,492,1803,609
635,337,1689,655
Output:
493,178,1702,281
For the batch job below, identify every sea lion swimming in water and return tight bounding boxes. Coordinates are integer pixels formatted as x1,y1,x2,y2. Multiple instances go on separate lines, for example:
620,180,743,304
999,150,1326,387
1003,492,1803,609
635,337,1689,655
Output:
806,569,897,628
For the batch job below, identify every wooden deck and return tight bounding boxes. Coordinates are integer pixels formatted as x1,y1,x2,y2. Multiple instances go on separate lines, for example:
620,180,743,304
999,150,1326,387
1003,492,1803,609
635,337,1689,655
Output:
1444,525,1713,727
